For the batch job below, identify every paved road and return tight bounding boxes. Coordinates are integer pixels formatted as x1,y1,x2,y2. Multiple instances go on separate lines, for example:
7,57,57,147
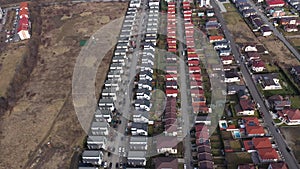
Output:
247,0,300,61
212,1,300,168
176,1,194,168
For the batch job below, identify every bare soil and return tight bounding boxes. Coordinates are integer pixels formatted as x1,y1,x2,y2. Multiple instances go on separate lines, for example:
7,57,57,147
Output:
0,2,127,169
280,127,300,162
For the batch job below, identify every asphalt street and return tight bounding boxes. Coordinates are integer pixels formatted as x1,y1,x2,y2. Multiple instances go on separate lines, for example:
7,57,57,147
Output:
212,0,300,168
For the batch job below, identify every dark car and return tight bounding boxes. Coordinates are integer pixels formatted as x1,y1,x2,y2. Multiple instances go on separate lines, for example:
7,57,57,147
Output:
109,162,112,168
116,163,119,168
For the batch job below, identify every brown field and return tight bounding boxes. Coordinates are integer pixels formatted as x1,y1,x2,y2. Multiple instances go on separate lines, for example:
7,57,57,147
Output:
0,42,26,97
280,127,300,162
222,3,300,66
0,2,127,169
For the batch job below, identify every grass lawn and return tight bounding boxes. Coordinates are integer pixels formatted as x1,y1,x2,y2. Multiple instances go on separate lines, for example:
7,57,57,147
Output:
274,118,282,123
265,63,279,73
225,152,253,169
229,140,242,151
212,149,222,156
223,3,237,12
291,96,300,109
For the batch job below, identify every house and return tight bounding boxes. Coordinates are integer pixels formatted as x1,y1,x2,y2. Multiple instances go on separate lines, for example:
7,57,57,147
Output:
214,40,229,50
127,151,147,166
101,88,117,101
206,9,215,17
87,135,107,150
197,144,212,154
246,51,260,61
252,60,265,72
166,88,178,97
133,112,153,124
261,25,273,36
224,70,240,83
195,115,211,125
156,136,178,154
90,121,109,136
227,84,246,95
209,35,224,43
82,150,103,165
268,95,291,111
131,122,148,136
18,17,31,40
136,88,151,100
243,117,265,137
219,48,231,56
242,8,257,17
129,137,148,150
166,80,178,89
268,162,288,169
154,157,178,169
257,148,279,162
243,137,272,152
198,161,214,169
258,74,282,90
165,74,177,81
221,55,234,65
94,109,112,123
278,109,300,125
98,98,115,111
265,0,285,7
235,99,256,116
284,24,298,32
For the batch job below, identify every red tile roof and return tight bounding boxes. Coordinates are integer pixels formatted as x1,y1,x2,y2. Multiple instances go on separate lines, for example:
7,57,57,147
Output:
252,60,265,68
253,137,272,149
257,148,279,160
166,88,178,94
281,109,300,120
156,136,178,149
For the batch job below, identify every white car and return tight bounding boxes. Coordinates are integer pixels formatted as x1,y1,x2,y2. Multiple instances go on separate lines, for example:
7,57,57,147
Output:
119,147,122,153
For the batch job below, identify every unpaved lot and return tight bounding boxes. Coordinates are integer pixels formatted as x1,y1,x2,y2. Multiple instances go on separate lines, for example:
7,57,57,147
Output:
280,127,300,162
0,2,127,169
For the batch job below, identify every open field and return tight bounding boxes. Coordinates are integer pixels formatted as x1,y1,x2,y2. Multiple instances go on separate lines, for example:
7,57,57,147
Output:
0,2,127,169
0,42,26,97
222,3,300,66
225,152,252,169
280,127,300,162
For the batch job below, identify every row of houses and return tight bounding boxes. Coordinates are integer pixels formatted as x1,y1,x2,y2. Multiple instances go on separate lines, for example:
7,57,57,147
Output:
185,2,214,168
128,0,160,167
18,2,31,40
233,0,273,37
79,0,143,168
183,2,210,115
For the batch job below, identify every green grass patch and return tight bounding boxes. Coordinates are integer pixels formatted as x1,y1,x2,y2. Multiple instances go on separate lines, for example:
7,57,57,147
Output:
291,96,300,109
229,140,242,151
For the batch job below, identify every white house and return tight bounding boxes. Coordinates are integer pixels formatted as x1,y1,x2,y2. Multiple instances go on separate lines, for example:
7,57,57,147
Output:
94,109,112,123
87,135,107,150
259,74,282,90
98,98,115,111
224,71,240,83
127,151,147,166
82,150,103,165
131,122,148,136
129,137,148,150
156,136,178,154
90,121,110,136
